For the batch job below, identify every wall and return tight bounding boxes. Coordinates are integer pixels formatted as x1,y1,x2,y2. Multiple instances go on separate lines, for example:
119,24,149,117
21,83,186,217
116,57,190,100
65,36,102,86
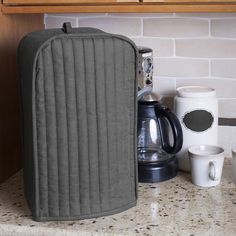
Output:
45,13,236,156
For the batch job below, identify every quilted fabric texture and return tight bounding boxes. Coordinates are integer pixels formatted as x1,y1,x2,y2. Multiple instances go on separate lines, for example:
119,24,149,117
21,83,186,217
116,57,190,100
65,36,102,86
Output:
18,26,138,221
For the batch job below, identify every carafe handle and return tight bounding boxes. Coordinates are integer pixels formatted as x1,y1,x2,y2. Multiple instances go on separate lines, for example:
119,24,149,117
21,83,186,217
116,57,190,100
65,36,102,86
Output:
155,106,183,155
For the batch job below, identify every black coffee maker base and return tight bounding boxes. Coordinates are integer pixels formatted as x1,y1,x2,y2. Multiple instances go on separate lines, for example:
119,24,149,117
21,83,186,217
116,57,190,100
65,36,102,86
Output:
138,157,178,183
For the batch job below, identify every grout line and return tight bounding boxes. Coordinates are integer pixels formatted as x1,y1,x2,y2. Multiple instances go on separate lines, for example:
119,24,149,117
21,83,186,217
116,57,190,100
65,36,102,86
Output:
153,76,177,79
153,56,210,60
132,36,236,40
140,36,211,39
141,36,236,40
130,36,180,40
219,97,236,100
154,76,236,81
211,77,236,81
154,56,236,60
209,58,236,60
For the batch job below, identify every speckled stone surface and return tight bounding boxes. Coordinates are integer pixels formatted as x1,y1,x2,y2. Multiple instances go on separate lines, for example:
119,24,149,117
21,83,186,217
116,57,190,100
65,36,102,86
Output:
0,159,235,236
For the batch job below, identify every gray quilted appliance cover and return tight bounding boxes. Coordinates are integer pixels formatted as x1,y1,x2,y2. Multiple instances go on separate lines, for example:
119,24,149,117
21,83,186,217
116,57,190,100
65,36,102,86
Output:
18,23,138,221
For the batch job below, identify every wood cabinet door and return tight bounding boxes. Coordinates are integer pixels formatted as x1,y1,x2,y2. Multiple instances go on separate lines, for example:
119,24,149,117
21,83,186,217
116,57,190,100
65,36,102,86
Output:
3,0,138,5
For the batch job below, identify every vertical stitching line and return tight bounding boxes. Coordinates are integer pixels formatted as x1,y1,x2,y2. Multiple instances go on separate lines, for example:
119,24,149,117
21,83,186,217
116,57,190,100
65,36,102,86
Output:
122,41,127,197
51,40,60,216
72,38,81,215
60,39,71,216
83,39,91,214
112,38,119,189
103,38,111,209
93,38,102,212
41,51,49,217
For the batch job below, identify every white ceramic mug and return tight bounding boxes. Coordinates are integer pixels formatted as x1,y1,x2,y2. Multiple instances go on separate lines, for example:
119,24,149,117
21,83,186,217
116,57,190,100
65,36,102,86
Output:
188,145,224,187
231,147,236,183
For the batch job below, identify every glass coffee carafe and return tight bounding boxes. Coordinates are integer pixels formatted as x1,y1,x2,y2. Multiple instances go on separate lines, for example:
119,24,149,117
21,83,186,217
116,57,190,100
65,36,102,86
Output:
137,100,183,182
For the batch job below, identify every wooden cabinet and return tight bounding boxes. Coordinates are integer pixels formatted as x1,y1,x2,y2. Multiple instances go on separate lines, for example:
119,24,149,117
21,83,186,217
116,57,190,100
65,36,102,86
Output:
143,0,236,2
0,12,44,183
4,0,138,5
2,0,236,13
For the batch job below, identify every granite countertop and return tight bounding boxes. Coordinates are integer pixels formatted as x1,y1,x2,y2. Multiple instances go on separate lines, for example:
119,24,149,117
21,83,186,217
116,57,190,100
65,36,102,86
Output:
0,159,235,236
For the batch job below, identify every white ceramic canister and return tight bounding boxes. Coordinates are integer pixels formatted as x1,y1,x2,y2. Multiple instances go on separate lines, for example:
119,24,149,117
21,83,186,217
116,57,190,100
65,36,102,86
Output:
174,86,218,171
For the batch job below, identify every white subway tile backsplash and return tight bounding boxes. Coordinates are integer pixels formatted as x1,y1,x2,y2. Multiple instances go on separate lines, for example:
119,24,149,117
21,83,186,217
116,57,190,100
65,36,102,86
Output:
131,38,174,57
218,126,236,157
153,77,176,96
211,19,236,38
176,78,236,99
143,18,209,38
79,17,141,36
211,60,236,78
154,58,209,77
218,99,236,118
45,16,77,29
176,39,236,58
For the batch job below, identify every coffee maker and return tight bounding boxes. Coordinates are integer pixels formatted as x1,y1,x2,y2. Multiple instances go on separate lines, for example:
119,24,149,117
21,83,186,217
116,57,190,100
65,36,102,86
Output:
138,46,153,89
137,47,183,183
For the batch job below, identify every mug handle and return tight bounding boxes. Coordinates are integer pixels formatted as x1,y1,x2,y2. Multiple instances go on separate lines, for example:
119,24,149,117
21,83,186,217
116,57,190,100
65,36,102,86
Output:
209,161,219,181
